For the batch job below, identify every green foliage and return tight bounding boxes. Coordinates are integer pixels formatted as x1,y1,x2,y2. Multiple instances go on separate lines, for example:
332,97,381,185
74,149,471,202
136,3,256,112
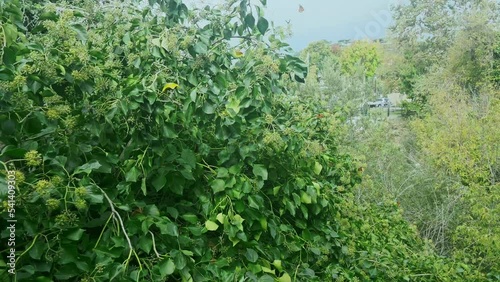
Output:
295,41,378,118
412,89,500,187
453,183,500,280
447,12,500,93
339,40,380,78
344,115,466,254
489,33,500,86
299,40,337,71
329,198,482,281
394,1,500,268
411,87,500,277
0,0,487,281
388,0,500,106
0,0,332,281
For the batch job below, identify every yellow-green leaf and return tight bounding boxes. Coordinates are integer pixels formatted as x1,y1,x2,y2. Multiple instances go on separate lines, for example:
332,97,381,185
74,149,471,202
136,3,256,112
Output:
273,260,283,271
205,220,219,231
162,83,179,92
233,49,244,58
261,266,275,274
301,191,312,204
313,162,323,175
278,273,292,282
259,217,267,230
216,213,225,224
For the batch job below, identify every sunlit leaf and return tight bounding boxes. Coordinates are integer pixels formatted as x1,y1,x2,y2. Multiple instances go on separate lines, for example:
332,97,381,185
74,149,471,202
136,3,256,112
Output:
233,49,244,58
162,83,179,92
205,220,219,231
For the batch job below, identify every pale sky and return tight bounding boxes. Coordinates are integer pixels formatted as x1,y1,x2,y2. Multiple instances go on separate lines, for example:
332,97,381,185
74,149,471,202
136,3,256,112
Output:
185,0,403,51
266,0,399,50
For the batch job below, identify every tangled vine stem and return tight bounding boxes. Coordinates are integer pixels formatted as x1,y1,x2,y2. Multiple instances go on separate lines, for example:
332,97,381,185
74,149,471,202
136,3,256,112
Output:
149,231,161,258
97,185,141,271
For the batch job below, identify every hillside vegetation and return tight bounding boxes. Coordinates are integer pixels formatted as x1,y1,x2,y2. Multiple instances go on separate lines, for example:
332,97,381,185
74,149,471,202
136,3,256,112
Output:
0,0,499,281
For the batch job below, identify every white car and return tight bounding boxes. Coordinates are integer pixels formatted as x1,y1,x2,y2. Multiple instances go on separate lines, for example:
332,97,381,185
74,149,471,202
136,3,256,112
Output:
367,98,390,107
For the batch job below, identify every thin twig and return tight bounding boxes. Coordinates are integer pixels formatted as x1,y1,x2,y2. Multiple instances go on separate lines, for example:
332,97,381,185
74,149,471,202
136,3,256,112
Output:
99,186,134,254
149,231,161,258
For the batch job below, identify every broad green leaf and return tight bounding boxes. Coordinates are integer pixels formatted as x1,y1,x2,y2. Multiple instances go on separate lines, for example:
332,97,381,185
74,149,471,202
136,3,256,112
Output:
202,102,215,114
259,217,268,230
257,17,269,35
163,125,178,138
173,252,187,270
138,236,153,253
167,207,179,219
181,149,196,169
161,38,170,50
71,24,87,41
125,166,140,182
248,196,260,210
273,186,281,195
52,156,67,167
230,237,241,246
313,162,323,175
194,42,208,54
190,89,197,102
159,259,175,277
4,24,18,46
66,229,85,241
152,175,167,191
165,223,179,237
217,167,229,178
181,214,198,224
28,240,45,259
244,14,255,28
272,260,282,271
211,179,225,193
187,226,204,236
226,98,241,116
300,191,312,204
245,248,259,263
223,28,232,39
151,38,161,47
88,193,104,204
252,164,268,180
3,47,16,65
205,220,219,231
146,205,160,216
53,265,77,280
285,200,296,216
188,73,198,85
235,86,248,99
232,214,245,228
74,160,102,175
0,146,26,159
35,276,53,282
261,266,275,274
216,213,226,224
278,273,292,282
123,32,131,44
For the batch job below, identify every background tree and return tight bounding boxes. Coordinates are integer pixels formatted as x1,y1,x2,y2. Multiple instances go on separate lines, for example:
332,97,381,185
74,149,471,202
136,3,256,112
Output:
339,40,381,78
388,0,500,108
299,40,337,72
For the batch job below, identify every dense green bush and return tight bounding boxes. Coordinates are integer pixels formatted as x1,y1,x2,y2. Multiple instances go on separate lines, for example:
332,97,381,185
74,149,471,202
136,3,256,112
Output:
0,0,484,281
